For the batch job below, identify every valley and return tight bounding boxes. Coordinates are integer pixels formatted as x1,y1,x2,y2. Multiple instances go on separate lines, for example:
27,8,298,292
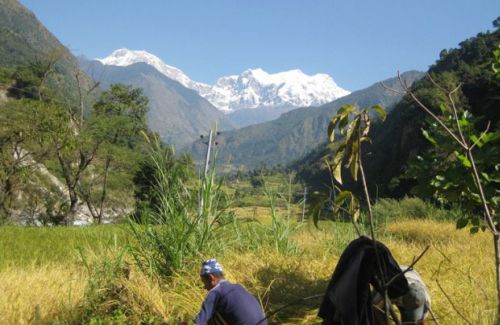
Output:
0,0,499,324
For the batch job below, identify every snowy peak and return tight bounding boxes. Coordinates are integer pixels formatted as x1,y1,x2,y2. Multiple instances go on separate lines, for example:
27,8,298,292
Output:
205,68,350,112
97,49,350,113
97,48,209,91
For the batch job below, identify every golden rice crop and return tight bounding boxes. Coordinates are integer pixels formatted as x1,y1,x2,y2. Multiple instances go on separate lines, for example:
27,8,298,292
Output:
0,218,496,324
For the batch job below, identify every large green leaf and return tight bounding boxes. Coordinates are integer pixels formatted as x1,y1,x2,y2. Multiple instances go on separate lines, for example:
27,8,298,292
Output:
332,149,345,184
350,195,360,223
338,115,350,135
334,190,351,207
337,104,356,116
344,117,360,147
327,121,336,142
368,105,387,120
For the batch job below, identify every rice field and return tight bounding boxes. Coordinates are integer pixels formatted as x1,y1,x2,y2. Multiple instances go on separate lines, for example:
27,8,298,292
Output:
0,206,496,324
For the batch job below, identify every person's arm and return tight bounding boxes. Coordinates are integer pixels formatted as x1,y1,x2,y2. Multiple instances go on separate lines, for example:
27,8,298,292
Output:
193,290,218,324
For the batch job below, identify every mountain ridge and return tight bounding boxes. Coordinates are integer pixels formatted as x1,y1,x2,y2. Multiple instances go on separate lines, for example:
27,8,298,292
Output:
97,48,350,114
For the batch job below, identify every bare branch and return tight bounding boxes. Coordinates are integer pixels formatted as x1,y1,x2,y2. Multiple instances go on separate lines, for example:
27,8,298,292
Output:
87,81,100,95
470,121,491,151
426,73,448,94
385,245,430,289
446,84,468,149
466,149,497,233
380,81,405,95
397,72,467,149
427,306,442,325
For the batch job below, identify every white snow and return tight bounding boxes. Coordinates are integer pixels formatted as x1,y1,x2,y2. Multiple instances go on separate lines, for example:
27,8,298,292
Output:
98,48,350,113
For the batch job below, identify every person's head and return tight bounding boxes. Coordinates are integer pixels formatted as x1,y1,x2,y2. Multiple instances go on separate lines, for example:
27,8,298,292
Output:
199,258,224,291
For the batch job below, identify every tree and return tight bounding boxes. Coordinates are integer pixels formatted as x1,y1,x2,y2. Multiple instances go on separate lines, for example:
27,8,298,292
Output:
321,104,403,323
77,84,149,224
7,53,60,101
391,68,500,321
46,103,101,224
325,105,387,235
0,100,55,218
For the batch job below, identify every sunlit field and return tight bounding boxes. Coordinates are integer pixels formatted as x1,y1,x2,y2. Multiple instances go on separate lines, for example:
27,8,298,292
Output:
0,202,495,324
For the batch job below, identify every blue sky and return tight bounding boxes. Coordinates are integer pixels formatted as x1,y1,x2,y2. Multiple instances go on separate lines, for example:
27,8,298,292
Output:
20,0,500,91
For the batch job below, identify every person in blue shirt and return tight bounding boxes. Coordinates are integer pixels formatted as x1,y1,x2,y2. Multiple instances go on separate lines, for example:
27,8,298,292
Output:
189,258,268,325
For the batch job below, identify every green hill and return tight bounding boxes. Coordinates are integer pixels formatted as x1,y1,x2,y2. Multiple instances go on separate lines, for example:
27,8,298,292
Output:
296,24,500,198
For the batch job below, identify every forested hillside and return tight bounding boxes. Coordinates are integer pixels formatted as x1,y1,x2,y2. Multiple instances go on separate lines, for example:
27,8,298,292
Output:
0,0,95,107
297,23,500,201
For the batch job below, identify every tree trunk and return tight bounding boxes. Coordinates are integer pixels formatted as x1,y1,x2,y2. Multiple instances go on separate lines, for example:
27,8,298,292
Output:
67,188,78,225
97,157,111,224
494,234,500,324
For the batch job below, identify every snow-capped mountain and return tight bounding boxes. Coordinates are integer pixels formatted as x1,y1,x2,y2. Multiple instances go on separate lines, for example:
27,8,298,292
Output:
97,48,211,93
202,68,350,112
97,49,350,113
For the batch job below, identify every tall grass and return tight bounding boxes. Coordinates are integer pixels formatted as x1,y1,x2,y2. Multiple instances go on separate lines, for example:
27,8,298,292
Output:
78,240,130,322
129,136,231,277
263,175,300,255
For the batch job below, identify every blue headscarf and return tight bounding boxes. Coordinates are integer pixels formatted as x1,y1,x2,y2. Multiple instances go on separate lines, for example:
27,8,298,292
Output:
200,258,224,275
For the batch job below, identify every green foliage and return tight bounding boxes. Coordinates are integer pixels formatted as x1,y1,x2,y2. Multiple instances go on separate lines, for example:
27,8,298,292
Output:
133,141,194,220
129,135,231,277
405,85,499,231
327,104,386,184
93,84,148,137
79,244,130,322
372,197,461,224
0,66,13,87
0,99,69,219
76,84,150,223
493,45,500,79
310,105,386,229
0,2,97,107
7,60,55,100
0,68,153,224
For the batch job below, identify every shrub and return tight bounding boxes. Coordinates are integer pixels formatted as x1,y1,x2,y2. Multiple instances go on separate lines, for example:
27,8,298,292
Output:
373,196,462,224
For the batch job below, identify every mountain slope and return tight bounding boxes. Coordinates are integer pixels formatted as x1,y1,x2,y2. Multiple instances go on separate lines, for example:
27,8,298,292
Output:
80,58,234,148
0,0,95,103
190,71,423,170
226,105,297,128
